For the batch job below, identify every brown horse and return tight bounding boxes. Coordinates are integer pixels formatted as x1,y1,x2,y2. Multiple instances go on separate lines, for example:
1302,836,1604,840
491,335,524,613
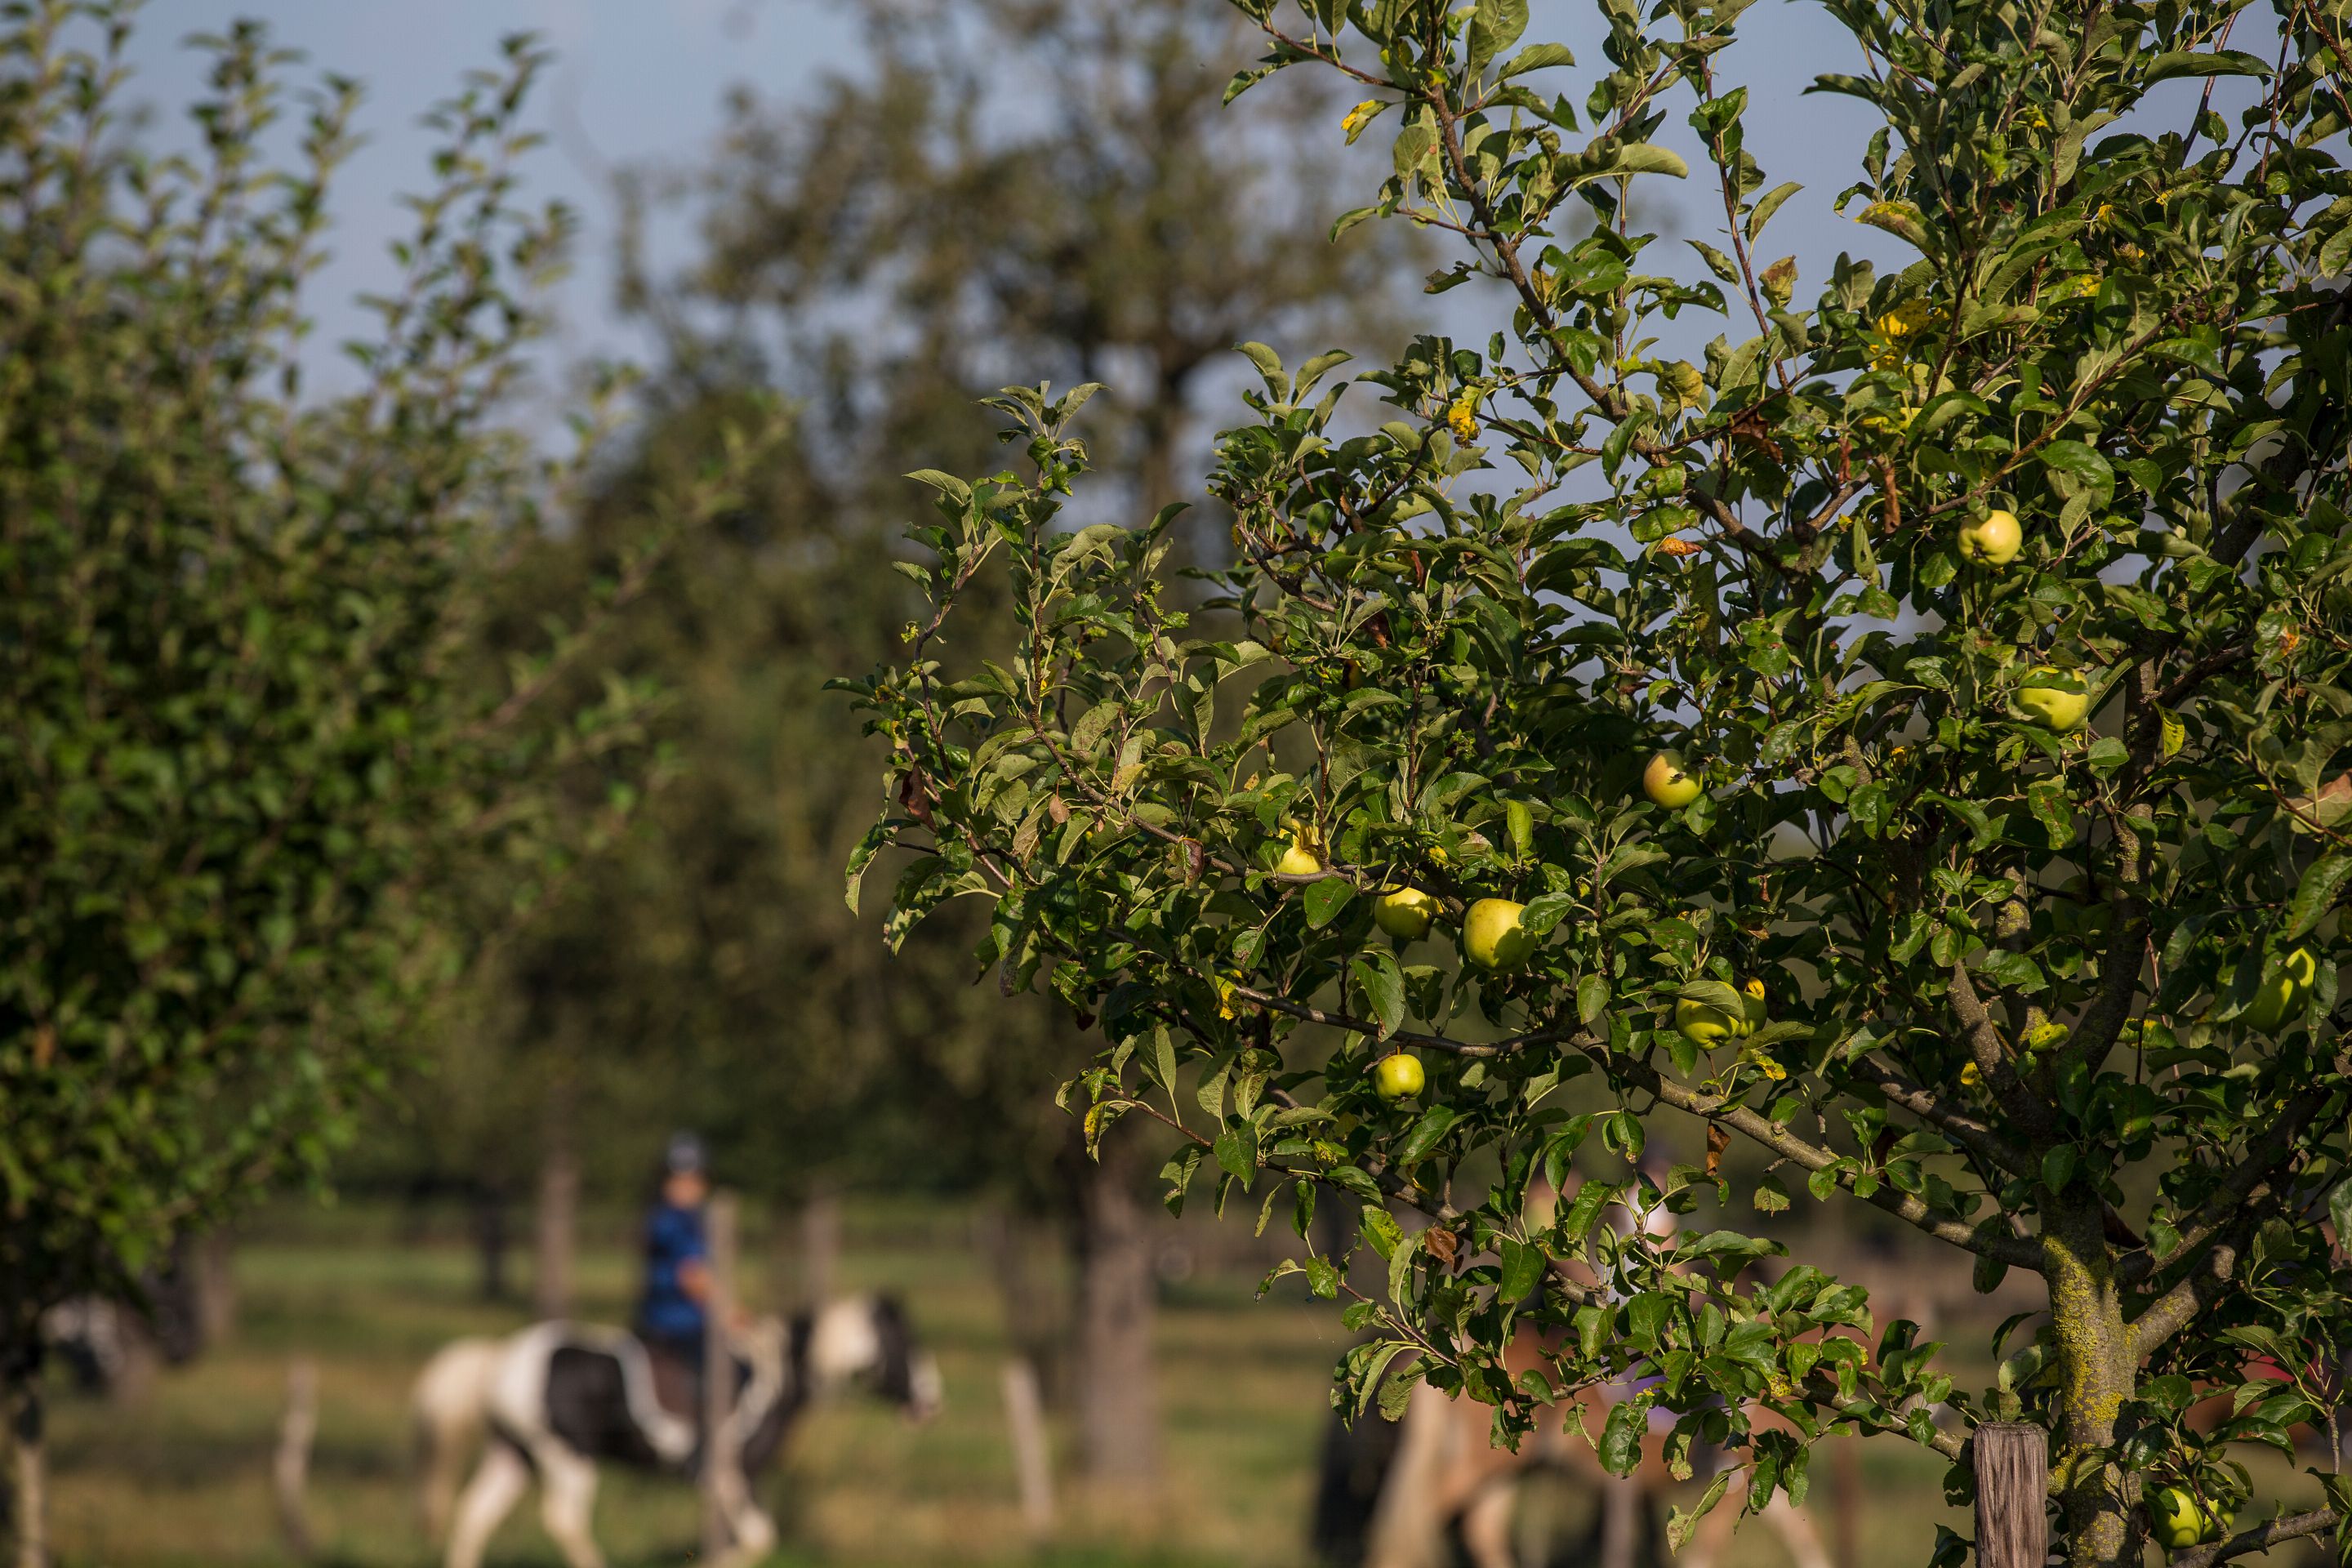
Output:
1355,1335,1833,1568
1349,1181,1883,1568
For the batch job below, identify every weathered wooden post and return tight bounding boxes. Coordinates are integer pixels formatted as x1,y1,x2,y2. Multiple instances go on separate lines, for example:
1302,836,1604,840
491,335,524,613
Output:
1001,1357,1056,1535
1973,1423,2048,1568
274,1357,318,1561
699,1191,742,1561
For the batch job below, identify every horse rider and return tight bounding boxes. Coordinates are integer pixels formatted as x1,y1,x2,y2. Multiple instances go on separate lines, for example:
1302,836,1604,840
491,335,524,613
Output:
637,1132,715,1405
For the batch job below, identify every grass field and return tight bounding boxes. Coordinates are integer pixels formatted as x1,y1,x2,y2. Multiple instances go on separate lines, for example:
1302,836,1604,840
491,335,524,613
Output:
30,1200,2096,1568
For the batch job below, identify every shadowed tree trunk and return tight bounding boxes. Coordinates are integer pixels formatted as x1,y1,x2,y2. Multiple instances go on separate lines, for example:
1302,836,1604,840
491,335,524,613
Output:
532,1073,579,1321
1071,1128,1159,1489
7,1375,43,1568
473,1180,512,1303
800,1190,840,1308
189,1230,237,1350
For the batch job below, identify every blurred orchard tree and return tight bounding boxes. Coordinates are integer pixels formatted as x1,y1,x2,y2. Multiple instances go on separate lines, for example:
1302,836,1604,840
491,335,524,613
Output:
415,0,1424,1490
0,5,775,1557
844,0,2352,1561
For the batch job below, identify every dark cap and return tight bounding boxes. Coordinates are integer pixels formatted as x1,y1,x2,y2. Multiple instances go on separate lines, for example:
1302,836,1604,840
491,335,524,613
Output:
664,1131,706,1175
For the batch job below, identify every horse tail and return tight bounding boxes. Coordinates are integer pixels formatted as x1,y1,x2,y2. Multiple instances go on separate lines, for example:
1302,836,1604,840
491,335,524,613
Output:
412,1336,502,1545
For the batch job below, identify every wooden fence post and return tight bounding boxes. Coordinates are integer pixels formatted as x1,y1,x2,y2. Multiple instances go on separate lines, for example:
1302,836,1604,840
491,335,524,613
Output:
699,1191,741,1561
274,1357,318,1562
1001,1357,1056,1535
1973,1423,2048,1568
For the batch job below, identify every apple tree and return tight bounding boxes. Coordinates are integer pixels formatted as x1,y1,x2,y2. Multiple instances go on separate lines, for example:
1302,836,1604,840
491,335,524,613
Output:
0,7,775,1553
840,0,2352,1563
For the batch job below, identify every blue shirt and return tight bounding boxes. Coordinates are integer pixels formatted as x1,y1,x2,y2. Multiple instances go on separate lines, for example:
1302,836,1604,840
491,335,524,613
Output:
636,1201,708,1342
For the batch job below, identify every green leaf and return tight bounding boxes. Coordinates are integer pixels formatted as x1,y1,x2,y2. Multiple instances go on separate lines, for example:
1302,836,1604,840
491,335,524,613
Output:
2042,1144,2077,1194
1599,1396,1648,1475
1303,875,1356,929
1351,951,1407,1040
1236,341,1289,400
1467,0,1530,74
1378,1357,1425,1421
2038,440,2114,490
1396,1103,1461,1166
1496,41,1575,79
1746,180,1802,241
1498,1237,1544,1302
1669,1469,1734,1551
1612,144,1689,180
1214,1121,1260,1180
2143,48,2273,85
903,468,973,505
1392,121,1437,179
2287,854,2352,939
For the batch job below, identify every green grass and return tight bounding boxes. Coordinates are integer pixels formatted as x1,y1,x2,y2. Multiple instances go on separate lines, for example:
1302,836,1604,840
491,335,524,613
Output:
39,1205,2011,1568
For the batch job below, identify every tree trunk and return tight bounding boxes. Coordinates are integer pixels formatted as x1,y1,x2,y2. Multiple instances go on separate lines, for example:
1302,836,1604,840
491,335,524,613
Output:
799,1190,840,1308
532,1082,580,1321
189,1228,237,1349
1072,1130,1159,1490
2044,1197,2139,1567
7,1378,44,1568
978,1206,1066,1402
473,1180,511,1303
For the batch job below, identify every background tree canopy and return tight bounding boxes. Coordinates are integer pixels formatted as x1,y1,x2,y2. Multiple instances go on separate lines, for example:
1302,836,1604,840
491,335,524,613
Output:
0,4,777,1541
844,0,2352,1564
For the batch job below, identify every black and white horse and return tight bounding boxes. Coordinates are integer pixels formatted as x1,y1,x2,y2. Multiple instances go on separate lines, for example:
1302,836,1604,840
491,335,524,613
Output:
413,1294,942,1568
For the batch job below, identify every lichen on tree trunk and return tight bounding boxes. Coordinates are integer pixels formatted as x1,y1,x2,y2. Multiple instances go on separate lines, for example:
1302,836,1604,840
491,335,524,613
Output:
2043,1196,2140,1567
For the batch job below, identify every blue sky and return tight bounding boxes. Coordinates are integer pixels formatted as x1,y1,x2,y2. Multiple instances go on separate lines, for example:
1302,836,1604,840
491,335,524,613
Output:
124,1,1915,396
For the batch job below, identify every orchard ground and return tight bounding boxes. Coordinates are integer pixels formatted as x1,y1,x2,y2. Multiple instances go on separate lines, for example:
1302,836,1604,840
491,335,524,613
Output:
38,1199,2314,1567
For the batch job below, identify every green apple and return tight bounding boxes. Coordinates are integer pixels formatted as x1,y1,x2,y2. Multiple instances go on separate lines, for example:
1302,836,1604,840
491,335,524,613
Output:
1463,898,1535,970
1958,508,2023,565
1675,997,1741,1042
1374,884,1440,940
1678,978,1766,1044
1373,1052,1426,1101
2147,1486,2208,1550
2016,667,2090,731
1642,751,1704,808
2242,946,2319,1031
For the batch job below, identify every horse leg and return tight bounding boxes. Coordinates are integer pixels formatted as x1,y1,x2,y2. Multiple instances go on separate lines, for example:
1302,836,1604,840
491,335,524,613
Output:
705,1459,777,1568
1680,1484,1739,1568
1457,1477,1520,1568
445,1441,531,1568
1597,1475,1645,1568
1362,1385,1462,1568
536,1448,606,1568
1762,1494,1834,1568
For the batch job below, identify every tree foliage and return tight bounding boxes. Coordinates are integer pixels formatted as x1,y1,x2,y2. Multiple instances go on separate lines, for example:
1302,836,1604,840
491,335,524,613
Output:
0,2,773,1371
407,0,1425,1211
843,0,2352,1562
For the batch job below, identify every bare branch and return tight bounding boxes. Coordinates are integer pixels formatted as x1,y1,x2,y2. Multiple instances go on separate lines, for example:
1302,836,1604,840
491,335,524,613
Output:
2168,1508,2335,1568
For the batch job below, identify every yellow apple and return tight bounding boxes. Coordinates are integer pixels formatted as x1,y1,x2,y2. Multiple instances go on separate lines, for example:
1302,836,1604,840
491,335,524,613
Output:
1373,1052,1426,1101
1276,822,1323,876
1642,751,1704,808
2242,946,2319,1031
1463,898,1535,970
1739,978,1767,1036
1958,509,2022,565
2016,667,2090,731
1374,885,1440,940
